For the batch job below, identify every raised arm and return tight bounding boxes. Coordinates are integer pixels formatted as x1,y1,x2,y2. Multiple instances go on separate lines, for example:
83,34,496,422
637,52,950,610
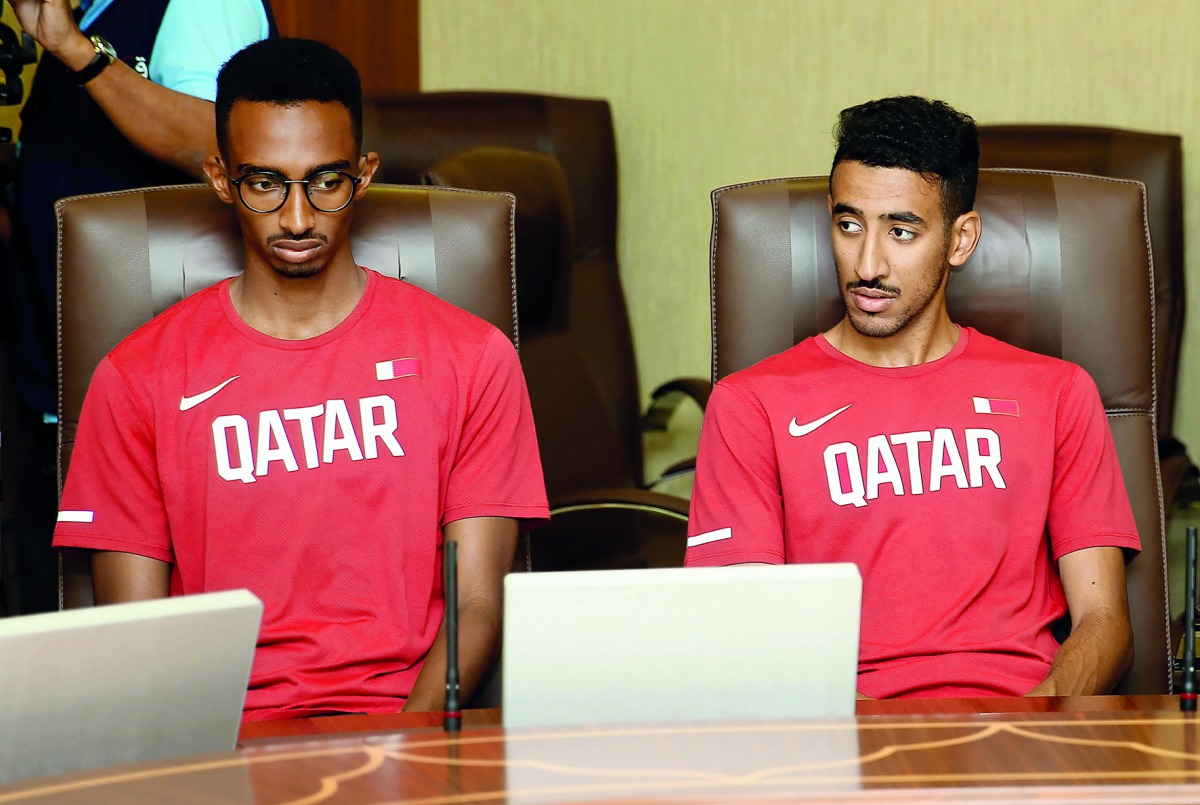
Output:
92,551,170,604
8,0,262,177
1026,546,1133,696
402,517,518,712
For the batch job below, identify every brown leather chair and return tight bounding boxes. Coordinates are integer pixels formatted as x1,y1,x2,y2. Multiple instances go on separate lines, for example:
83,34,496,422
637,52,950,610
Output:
424,146,690,571
709,169,1170,695
978,126,1192,501
362,93,708,494
56,183,519,608
56,183,520,706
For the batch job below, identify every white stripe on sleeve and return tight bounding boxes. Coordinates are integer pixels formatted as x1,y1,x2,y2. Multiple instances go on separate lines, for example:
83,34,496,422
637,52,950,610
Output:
686,527,733,548
57,510,95,523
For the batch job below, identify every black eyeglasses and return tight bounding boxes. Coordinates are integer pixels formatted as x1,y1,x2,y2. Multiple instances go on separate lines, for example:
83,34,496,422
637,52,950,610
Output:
228,170,363,213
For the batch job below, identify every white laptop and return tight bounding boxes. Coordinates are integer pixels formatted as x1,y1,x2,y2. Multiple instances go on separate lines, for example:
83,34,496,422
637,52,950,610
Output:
502,563,861,728
0,589,262,784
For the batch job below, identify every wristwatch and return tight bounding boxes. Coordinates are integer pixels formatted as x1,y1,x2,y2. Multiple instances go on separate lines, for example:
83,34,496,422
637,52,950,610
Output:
72,35,117,85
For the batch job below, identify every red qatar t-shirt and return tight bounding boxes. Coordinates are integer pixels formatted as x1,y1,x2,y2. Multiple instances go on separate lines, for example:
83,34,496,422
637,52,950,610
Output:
686,328,1139,698
55,269,548,719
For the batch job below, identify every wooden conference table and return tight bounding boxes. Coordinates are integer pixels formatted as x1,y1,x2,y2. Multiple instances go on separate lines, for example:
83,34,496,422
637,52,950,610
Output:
3,695,1200,803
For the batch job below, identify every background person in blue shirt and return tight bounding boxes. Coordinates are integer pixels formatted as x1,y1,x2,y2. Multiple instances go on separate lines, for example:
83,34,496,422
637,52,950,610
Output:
3,0,272,613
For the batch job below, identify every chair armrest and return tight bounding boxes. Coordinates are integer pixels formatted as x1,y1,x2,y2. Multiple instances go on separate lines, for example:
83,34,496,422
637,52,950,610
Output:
1161,436,1197,507
550,488,690,519
531,488,691,572
643,377,712,432
653,457,696,487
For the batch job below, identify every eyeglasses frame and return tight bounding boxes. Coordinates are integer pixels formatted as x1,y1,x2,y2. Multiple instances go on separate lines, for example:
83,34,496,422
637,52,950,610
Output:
227,169,364,214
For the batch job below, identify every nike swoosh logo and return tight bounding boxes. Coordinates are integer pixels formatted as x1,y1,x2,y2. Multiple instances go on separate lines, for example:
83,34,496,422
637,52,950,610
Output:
789,403,853,437
179,376,240,412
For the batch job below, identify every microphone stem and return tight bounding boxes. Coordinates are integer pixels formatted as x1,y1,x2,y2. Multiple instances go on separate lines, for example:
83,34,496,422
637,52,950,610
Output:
1182,526,1196,712
444,539,461,731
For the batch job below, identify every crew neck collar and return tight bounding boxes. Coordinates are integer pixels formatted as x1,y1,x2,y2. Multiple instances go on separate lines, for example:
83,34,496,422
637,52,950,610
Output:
814,325,970,377
218,267,377,350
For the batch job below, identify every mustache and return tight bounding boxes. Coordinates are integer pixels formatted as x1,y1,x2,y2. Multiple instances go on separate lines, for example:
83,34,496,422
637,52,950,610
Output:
266,232,328,245
846,278,901,296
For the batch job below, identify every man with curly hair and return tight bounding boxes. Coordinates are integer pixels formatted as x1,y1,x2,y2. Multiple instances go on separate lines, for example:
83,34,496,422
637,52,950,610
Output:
686,96,1139,700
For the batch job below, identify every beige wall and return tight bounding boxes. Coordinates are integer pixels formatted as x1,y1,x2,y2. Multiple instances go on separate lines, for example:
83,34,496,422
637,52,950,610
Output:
423,0,1200,461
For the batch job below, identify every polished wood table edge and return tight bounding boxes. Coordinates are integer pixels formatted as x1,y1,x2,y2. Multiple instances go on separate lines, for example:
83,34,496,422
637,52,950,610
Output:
553,787,1200,804
237,708,502,746
854,692,1184,716
236,694,1189,746
234,707,1200,755
5,696,1200,805
231,710,1200,805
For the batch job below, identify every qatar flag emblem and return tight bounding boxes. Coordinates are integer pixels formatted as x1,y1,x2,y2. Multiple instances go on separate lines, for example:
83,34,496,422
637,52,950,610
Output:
972,396,1020,417
375,358,421,381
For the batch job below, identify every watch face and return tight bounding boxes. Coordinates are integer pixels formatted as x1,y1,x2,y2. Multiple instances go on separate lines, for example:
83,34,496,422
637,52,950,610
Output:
74,34,117,84
90,35,117,61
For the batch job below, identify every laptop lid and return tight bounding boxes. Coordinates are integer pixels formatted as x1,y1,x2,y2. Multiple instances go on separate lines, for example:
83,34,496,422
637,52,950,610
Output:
0,589,262,784
502,563,861,728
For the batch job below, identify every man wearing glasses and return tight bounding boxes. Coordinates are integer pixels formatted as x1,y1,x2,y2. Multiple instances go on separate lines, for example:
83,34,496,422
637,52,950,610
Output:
52,38,549,721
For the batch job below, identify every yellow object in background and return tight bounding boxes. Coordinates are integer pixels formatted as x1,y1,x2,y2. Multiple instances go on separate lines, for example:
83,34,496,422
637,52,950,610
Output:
0,4,40,141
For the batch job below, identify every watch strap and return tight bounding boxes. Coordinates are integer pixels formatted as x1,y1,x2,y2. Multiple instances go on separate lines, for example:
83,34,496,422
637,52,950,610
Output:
73,36,116,85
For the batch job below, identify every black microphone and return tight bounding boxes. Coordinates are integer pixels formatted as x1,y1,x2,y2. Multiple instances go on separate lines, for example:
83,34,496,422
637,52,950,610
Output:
1181,526,1197,712
443,539,461,732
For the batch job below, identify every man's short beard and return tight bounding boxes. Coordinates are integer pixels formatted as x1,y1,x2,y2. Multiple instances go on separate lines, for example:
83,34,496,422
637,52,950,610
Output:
264,231,329,280
843,259,951,339
271,263,324,279
847,306,914,339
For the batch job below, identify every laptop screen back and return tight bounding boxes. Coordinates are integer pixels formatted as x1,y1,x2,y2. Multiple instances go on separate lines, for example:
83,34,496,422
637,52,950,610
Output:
0,589,262,784
502,564,861,728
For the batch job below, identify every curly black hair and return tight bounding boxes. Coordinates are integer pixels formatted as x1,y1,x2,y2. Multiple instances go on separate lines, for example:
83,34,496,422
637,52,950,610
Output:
215,38,363,155
831,96,979,223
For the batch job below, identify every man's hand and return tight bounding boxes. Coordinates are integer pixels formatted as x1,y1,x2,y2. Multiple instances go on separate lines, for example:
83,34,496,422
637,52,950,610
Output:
7,0,95,70
402,517,518,712
7,0,232,178
1026,546,1133,696
92,551,170,604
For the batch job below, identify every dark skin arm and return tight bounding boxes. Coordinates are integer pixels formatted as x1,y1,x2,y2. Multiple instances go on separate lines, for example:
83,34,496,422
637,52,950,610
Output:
91,551,170,604
8,0,220,178
1026,546,1133,696
402,516,518,712
852,547,1130,700
92,518,515,709
739,548,1130,699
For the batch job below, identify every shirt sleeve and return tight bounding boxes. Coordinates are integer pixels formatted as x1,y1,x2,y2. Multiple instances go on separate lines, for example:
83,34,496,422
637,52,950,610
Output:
1047,366,1141,560
685,380,785,566
442,329,549,529
149,0,271,101
53,357,174,564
